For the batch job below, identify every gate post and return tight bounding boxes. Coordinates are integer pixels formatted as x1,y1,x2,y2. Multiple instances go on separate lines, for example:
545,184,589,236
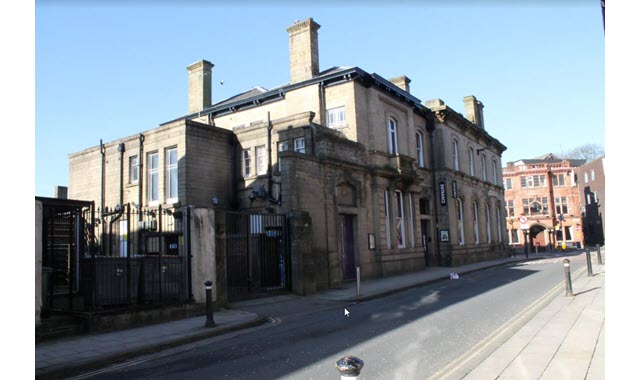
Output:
215,210,228,308
288,210,316,295
188,207,217,304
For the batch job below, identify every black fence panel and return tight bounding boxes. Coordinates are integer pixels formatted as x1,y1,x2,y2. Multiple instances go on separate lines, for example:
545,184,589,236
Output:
40,201,191,313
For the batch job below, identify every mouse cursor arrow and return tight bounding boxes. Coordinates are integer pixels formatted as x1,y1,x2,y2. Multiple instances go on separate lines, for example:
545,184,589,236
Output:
344,308,350,317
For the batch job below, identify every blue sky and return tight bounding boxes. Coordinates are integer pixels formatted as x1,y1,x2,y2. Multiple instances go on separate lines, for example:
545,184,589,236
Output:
35,1,604,196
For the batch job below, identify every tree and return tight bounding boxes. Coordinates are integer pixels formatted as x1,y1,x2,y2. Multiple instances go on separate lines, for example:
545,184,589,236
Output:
556,144,604,162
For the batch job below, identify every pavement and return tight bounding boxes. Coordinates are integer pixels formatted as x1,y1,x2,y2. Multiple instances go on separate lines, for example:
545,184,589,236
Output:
35,248,605,380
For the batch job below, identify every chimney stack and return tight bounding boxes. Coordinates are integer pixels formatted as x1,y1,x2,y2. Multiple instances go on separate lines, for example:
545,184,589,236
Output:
287,18,321,84
463,95,485,130
389,76,411,93
54,186,68,199
187,60,213,114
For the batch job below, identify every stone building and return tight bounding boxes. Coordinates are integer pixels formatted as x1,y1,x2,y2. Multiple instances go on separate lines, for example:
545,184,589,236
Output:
502,153,585,251
68,18,508,293
576,156,605,246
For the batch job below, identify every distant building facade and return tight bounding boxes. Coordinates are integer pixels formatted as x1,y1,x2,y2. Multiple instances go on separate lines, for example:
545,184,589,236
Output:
502,154,585,251
576,156,605,246
69,18,508,293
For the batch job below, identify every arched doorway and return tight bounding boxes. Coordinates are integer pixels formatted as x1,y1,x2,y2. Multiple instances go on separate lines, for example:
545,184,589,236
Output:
529,224,547,252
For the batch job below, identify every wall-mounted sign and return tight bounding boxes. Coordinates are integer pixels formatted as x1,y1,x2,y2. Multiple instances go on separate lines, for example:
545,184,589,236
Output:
440,229,450,242
452,180,458,199
439,182,447,205
368,234,376,250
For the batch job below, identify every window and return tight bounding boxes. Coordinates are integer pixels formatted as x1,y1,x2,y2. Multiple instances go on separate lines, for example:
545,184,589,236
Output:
584,172,589,184
469,147,475,176
555,197,568,215
510,229,520,244
587,194,592,204
456,198,465,245
593,191,598,203
553,174,566,187
453,139,459,171
129,155,139,184
294,137,305,153
256,145,266,175
493,160,498,185
591,169,595,181
384,189,391,249
520,176,527,189
243,149,252,177
395,191,406,248
147,152,159,204
388,118,398,155
506,200,515,217
496,207,502,242
485,203,491,242
481,154,487,181
521,175,547,188
165,147,178,203
473,202,479,244
419,198,429,215
326,106,346,128
416,131,425,168
277,141,289,172
506,178,512,190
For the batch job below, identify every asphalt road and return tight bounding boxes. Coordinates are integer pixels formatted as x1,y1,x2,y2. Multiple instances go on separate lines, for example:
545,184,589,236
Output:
75,254,586,380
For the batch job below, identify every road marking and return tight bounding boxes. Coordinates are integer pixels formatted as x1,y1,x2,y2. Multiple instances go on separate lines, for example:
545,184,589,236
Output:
428,266,587,380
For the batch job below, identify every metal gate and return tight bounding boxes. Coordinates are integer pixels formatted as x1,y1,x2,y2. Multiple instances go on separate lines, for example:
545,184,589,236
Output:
225,212,290,301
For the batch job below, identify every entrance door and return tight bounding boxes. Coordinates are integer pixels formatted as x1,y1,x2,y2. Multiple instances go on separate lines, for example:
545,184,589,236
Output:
421,220,430,266
340,214,356,280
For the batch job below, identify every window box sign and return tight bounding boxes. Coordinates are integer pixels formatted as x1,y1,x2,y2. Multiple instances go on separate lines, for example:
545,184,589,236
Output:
452,180,458,199
440,229,450,242
439,182,447,205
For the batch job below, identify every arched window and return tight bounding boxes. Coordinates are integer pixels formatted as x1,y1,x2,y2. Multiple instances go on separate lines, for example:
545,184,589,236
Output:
473,201,479,244
416,131,425,168
388,118,398,155
485,203,492,242
469,147,475,176
456,198,465,245
493,160,498,185
453,139,460,171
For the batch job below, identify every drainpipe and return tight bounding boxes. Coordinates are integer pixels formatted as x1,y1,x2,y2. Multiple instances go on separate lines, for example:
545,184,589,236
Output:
138,133,145,221
100,139,105,217
108,143,126,255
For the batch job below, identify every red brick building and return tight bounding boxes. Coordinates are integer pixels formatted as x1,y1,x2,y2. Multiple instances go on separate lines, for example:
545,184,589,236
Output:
502,154,586,251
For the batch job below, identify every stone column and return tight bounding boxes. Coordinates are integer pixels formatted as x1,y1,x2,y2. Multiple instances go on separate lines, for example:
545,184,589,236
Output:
189,207,216,304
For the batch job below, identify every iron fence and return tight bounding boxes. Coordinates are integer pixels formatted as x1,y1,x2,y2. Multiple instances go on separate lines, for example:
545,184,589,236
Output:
42,201,191,312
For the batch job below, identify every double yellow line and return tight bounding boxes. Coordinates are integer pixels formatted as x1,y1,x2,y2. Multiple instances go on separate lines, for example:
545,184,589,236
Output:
428,266,588,380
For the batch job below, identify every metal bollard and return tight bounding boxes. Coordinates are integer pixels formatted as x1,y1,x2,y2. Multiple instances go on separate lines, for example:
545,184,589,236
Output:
204,280,215,327
356,267,361,297
585,249,593,277
336,356,364,379
596,244,602,265
563,259,573,297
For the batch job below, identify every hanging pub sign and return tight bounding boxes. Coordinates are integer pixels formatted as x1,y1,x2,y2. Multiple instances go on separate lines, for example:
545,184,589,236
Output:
439,182,447,205
452,180,458,199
